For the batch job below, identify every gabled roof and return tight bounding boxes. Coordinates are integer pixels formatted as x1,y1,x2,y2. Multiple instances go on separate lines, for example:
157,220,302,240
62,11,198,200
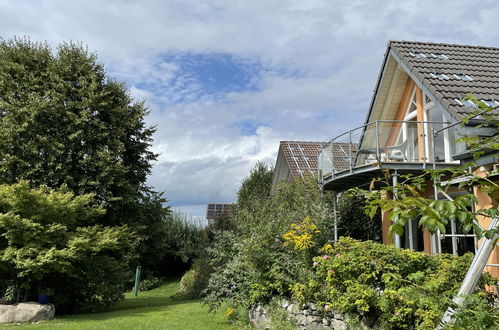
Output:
277,141,355,180
388,40,499,119
279,141,327,178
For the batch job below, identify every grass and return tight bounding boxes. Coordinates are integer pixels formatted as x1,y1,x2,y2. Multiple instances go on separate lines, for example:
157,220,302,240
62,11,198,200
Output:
0,279,234,330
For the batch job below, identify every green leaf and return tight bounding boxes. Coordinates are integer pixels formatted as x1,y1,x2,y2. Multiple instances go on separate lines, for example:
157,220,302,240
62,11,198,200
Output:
445,202,457,215
436,222,446,235
462,223,472,234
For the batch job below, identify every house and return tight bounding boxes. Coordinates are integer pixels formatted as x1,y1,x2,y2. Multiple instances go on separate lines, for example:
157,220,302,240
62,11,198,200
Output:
317,41,498,278
273,141,355,185
206,203,233,220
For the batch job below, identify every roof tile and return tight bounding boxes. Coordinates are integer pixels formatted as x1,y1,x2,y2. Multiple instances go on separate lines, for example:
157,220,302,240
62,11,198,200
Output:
390,40,499,119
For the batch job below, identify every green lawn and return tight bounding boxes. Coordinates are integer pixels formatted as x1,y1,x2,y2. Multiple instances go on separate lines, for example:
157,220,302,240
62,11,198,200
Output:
0,280,234,330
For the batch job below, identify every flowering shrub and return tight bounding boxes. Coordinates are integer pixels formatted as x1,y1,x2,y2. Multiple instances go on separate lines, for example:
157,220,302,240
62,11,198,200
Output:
203,175,332,314
299,238,498,329
283,216,320,251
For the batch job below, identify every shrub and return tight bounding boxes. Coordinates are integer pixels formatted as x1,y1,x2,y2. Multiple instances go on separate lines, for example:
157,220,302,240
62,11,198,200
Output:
139,277,161,292
179,268,208,298
306,238,497,329
203,174,330,312
337,192,382,242
0,182,136,312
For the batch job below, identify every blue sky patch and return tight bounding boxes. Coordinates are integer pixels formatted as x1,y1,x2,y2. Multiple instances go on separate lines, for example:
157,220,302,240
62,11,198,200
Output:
137,52,263,103
232,119,262,136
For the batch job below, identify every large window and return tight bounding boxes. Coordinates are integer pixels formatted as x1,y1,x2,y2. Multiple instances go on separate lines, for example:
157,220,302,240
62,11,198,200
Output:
393,87,457,163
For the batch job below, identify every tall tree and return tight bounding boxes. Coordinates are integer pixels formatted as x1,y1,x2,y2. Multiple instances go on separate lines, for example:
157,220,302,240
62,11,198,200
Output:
0,37,159,226
236,162,274,212
0,37,171,277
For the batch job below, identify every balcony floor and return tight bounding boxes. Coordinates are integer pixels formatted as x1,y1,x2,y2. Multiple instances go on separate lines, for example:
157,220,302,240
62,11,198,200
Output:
321,162,460,191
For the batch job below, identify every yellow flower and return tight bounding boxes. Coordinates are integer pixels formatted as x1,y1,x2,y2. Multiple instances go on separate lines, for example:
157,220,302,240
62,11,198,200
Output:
322,244,333,253
283,216,320,251
226,307,235,317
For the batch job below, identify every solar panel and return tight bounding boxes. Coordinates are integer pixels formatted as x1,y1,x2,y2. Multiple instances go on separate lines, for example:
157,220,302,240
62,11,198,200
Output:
206,203,233,219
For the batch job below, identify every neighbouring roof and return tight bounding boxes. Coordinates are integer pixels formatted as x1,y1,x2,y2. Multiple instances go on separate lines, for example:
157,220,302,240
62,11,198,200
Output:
388,40,499,119
279,141,326,178
206,203,232,220
279,141,355,179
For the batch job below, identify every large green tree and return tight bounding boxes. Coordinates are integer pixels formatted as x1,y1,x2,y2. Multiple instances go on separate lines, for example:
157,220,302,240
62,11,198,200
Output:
0,37,158,226
0,38,171,275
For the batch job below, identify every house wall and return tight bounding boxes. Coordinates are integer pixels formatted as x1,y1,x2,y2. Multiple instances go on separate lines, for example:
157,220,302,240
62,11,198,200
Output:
473,166,499,279
272,147,294,186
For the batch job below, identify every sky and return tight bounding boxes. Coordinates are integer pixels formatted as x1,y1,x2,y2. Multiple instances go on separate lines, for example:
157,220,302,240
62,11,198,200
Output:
1,0,498,216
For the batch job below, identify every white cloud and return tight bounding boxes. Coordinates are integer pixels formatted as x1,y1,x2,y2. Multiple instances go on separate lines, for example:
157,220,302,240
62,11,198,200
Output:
1,0,498,215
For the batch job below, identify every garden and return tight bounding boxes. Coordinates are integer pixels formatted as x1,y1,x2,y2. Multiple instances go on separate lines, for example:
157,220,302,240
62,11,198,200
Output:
0,37,497,329
183,163,498,329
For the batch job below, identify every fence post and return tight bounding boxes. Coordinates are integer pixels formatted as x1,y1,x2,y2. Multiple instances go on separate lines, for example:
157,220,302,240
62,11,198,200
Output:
133,266,142,297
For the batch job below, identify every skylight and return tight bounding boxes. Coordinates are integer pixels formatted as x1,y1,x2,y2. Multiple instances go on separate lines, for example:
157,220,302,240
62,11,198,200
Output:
481,100,499,107
431,53,449,60
430,73,450,80
453,73,473,82
409,51,426,59
454,99,477,108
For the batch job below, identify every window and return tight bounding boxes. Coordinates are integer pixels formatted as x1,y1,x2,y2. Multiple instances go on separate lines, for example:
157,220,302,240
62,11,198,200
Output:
430,73,450,80
409,51,426,58
400,218,425,251
481,100,499,107
431,53,449,60
453,73,473,82
440,200,476,256
454,99,477,108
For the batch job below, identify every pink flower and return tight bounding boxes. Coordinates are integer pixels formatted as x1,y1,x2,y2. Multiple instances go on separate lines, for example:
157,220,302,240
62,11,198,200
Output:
394,311,400,316
324,305,329,310
323,255,329,260
329,269,334,273
312,262,318,267
335,253,341,257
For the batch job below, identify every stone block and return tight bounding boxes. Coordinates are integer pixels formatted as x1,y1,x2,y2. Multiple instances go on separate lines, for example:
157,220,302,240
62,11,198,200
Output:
0,302,55,324
330,318,347,330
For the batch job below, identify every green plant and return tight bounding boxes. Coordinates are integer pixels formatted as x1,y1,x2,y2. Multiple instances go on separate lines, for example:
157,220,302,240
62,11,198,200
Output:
0,182,136,312
139,277,161,292
203,171,332,320
337,192,382,242
308,238,497,329
179,269,207,298
447,293,499,329
0,37,173,280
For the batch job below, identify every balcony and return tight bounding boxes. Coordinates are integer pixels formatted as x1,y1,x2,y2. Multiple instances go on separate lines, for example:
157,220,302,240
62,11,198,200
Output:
318,120,460,190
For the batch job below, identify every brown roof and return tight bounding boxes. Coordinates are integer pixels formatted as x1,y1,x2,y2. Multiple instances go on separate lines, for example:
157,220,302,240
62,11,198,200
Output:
389,40,499,119
280,141,354,178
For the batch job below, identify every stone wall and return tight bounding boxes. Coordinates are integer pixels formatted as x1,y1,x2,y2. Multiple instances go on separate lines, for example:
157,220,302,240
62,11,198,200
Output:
249,299,376,329
0,302,55,324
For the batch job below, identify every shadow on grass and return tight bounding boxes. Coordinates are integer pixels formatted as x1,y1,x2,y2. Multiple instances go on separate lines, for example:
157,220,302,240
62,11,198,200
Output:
63,298,204,322
109,296,200,312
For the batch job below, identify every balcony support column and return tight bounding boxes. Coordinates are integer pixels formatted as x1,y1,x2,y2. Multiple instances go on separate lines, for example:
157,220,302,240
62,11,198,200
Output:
333,192,338,243
393,170,401,248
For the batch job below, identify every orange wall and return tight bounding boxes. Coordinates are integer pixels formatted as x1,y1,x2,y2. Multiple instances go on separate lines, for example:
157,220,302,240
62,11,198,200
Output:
473,166,499,280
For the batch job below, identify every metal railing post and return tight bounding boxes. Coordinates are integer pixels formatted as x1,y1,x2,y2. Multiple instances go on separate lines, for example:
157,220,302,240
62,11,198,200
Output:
422,121,426,169
318,148,322,184
333,192,338,243
331,139,335,179
349,130,353,173
375,121,380,162
392,170,401,248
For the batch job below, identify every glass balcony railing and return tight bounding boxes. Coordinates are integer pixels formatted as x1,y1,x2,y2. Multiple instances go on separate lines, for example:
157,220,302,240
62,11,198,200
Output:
318,120,455,182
